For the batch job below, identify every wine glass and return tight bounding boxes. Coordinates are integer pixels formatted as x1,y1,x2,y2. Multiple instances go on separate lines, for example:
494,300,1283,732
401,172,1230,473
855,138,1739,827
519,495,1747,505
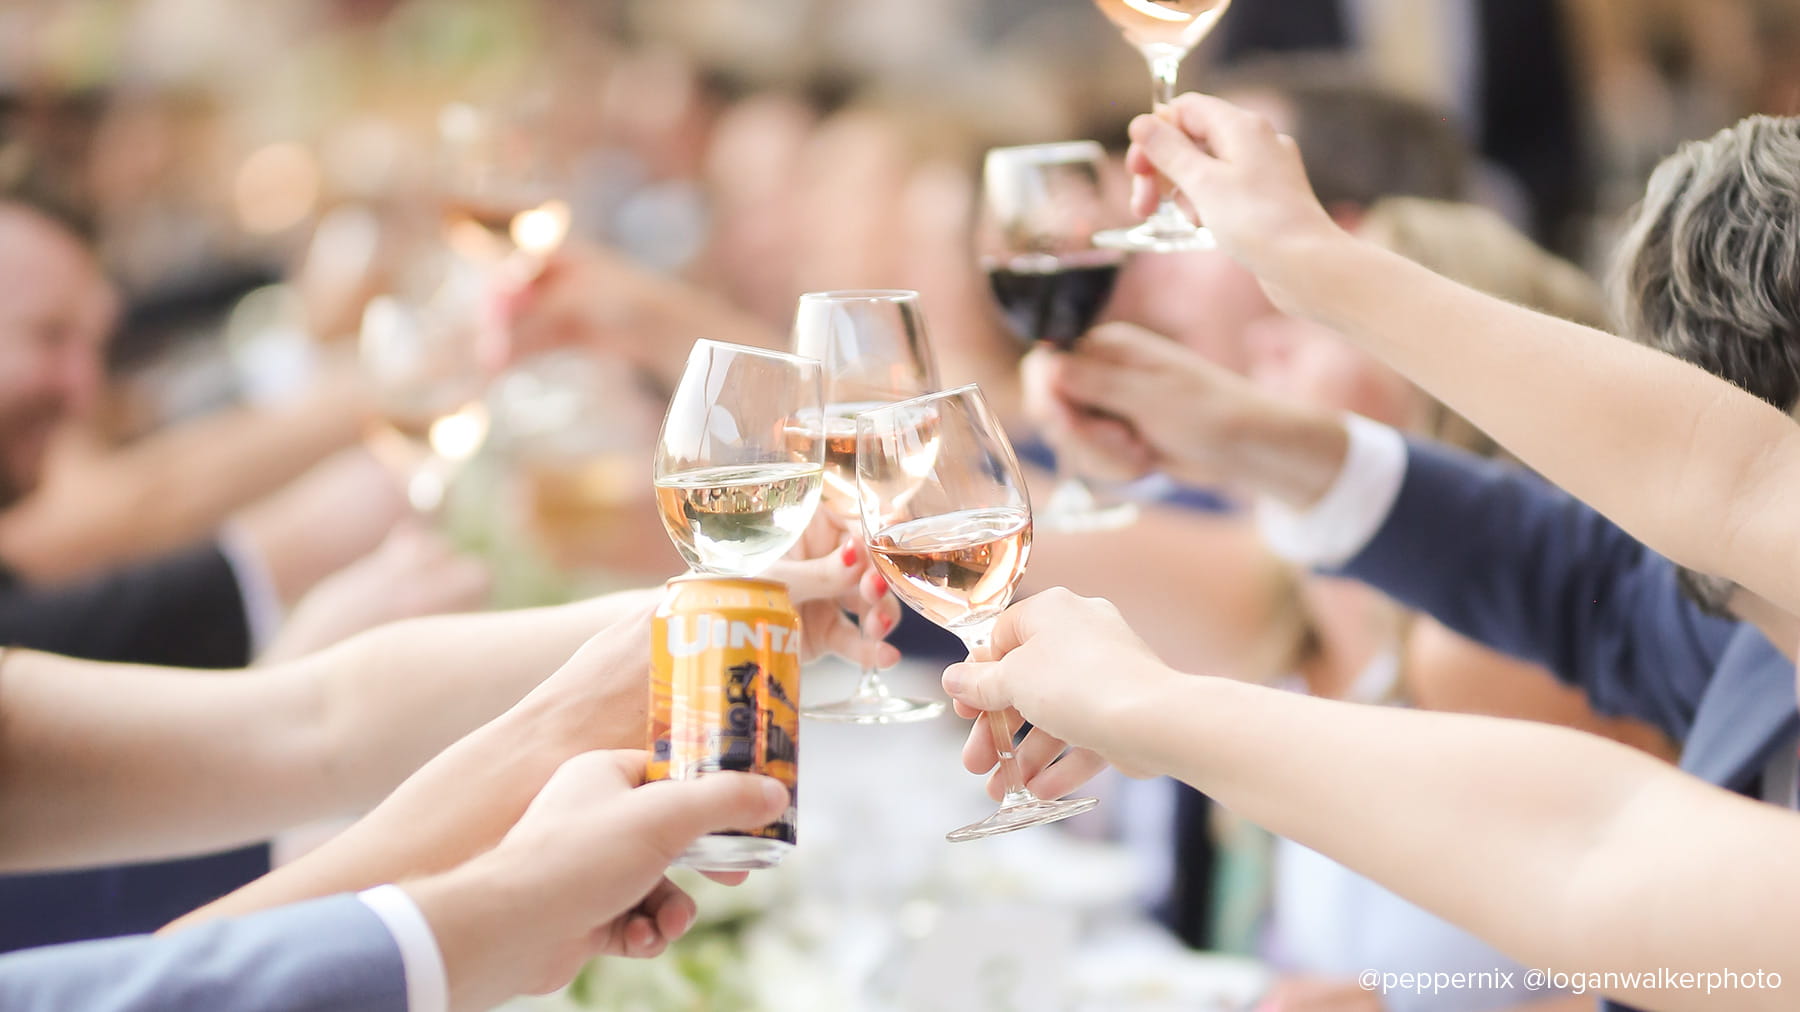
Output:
360,284,491,515
492,350,659,576
436,101,572,280
790,290,946,724
981,142,1138,533
654,341,826,577
1091,0,1235,253
857,385,1100,841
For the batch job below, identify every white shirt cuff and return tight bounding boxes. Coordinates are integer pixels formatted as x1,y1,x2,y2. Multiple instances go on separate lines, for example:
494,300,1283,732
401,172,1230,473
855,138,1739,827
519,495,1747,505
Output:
1254,414,1408,568
358,884,450,1012
216,522,284,656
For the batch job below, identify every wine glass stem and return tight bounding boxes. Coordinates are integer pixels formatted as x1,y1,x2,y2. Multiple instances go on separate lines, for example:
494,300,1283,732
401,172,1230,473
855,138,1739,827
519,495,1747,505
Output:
851,603,890,699
1144,45,1194,231
960,624,1035,809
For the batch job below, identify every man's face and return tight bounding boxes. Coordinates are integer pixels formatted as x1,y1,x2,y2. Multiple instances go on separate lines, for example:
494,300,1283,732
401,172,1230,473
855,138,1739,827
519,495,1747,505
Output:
1103,248,1271,373
0,212,112,506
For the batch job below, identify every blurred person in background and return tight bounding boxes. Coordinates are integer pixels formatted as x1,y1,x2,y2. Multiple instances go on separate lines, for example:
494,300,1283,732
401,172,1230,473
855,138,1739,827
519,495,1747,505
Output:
1217,0,1586,251
0,192,491,952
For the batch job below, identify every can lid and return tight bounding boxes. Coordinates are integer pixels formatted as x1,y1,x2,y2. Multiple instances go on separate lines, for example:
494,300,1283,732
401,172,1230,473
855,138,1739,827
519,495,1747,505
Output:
665,573,790,590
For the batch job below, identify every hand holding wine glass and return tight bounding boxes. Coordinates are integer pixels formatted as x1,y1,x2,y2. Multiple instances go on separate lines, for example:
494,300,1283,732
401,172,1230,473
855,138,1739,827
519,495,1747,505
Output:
1092,0,1236,253
857,385,1099,841
789,290,945,724
359,284,492,515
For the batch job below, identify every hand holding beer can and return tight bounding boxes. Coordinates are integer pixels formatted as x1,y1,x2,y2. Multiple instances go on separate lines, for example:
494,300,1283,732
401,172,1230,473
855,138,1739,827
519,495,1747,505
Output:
647,575,802,871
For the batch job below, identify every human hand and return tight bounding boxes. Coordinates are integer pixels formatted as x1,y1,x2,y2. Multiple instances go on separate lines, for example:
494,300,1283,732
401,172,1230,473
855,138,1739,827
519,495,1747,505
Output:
261,523,491,663
1022,323,1348,507
942,588,1182,800
1125,94,1346,314
405,749,788,1010
764,510,901,671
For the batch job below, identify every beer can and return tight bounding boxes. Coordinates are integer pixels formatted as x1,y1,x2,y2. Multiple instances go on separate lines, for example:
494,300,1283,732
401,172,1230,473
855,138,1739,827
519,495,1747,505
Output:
647,574,801,871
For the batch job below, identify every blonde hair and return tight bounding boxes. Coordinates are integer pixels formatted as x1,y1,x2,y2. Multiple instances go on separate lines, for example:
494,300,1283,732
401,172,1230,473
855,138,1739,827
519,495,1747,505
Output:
1357,198,1610,455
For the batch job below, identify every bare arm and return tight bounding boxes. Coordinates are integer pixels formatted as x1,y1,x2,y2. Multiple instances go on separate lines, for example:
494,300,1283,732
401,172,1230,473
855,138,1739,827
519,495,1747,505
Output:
947,591,1800,1010
0,380,367,581
1129,95,1800,617
0,590,654,871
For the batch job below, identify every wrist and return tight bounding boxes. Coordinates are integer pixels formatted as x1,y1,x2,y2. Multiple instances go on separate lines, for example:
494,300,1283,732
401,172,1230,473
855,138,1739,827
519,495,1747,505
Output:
403,857,551,1012
1091,661,1194,775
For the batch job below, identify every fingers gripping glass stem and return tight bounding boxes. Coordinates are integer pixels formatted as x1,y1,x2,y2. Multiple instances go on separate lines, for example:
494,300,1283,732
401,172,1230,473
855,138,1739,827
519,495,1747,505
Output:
945,623,1098,843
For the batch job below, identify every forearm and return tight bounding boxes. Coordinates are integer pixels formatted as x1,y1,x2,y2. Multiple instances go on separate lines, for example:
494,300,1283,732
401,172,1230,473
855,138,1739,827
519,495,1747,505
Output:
0,651,327,869
0,590,655,870
1122,675,1800,1004
1294,235,1800,615
298,588,659,811
0,384,365,581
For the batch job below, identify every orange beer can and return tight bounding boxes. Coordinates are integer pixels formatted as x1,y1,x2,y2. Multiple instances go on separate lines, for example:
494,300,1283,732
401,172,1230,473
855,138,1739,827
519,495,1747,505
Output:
647,575,801,871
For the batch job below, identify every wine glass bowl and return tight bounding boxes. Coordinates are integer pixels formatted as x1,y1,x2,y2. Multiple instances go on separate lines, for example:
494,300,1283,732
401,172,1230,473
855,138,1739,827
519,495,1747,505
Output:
979,142,1138,533
653,341,826,578
359,292,491,514
856,385,1100,840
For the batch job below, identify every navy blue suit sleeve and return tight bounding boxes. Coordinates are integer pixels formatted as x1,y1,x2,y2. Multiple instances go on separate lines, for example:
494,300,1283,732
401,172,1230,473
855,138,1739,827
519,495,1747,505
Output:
0,540,252,669
0,893,409,1012
1337,439,1735,742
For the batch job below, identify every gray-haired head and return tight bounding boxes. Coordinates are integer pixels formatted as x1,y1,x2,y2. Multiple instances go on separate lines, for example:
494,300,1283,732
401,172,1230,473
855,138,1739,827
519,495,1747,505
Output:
1610,115,1800,615
1612,116,1800,411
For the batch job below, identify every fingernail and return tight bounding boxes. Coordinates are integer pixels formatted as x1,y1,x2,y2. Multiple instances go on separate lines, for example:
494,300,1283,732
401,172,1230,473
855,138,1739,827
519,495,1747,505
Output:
942,669,964,694
868,575,889,598
840,543,858,567
879,612,895,634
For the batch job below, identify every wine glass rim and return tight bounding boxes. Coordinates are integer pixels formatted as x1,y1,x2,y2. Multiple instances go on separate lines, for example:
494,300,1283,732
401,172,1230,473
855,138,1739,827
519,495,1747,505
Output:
854,382,982,424
688,338,821,369
798,289,920,303
985,140,1107,164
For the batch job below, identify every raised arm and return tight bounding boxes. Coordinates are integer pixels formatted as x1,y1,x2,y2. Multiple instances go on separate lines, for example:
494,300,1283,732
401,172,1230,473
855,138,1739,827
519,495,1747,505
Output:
945,591,1800,1010
0,542,892,872
1127,95,1800,618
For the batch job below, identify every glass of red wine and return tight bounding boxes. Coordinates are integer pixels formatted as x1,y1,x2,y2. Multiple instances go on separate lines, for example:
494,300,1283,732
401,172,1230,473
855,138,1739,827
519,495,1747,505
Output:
980,141,1138,533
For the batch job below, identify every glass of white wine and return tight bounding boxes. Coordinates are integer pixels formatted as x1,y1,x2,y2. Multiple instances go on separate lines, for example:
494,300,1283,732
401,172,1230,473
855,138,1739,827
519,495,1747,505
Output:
654,340,826,577
790,290,945,724
857,385,1100,841
359,290,492,515
1091,0,1235,253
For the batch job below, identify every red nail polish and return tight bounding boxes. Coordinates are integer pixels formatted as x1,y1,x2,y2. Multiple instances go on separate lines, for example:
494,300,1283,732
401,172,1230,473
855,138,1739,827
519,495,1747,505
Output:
840,544,858,566
868,575,889,598
880,613,895,633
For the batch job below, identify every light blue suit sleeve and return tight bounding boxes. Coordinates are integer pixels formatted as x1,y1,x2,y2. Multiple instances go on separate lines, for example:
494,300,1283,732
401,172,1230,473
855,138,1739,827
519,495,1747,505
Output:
0,893,409,1012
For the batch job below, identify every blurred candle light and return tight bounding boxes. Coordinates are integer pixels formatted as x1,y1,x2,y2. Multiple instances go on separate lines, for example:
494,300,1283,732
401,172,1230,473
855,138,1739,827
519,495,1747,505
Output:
510,198,571,260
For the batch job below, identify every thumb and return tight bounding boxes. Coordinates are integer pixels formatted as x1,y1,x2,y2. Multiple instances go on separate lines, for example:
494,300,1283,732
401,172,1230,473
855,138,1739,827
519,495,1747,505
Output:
615,774,790,861
942,659,1014,713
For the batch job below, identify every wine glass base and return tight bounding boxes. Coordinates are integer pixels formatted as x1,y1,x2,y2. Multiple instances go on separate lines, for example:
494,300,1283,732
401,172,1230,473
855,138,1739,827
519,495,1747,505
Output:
803,694,946,725
945,795,1100,843
1037,500,1140,534
1094,223,1217,254
674,835,792,872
